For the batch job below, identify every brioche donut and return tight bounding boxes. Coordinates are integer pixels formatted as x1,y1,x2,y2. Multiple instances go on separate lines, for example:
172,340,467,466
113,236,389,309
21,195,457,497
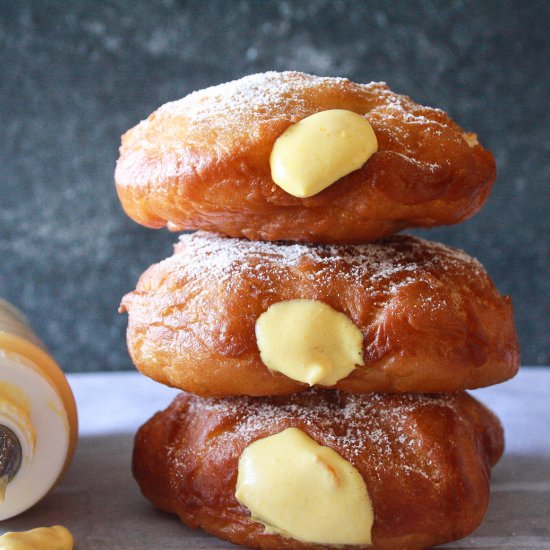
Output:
119,231,519,396
133,389,504,550
115,71,496,244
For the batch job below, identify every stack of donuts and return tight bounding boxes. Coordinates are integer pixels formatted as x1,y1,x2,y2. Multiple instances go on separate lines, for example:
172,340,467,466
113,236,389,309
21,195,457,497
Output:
116,72,519,549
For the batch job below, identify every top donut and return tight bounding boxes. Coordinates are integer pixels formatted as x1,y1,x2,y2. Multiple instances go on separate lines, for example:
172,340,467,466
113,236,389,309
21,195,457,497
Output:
115,71,496,243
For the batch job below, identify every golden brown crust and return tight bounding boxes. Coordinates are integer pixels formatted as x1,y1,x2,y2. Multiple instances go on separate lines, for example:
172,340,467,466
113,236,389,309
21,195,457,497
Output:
133,390,504,550
120,232,519,396
115,71,496,243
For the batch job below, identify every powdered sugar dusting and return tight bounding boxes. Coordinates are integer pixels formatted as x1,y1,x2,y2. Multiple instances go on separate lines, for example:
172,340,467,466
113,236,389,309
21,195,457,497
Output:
158,71,359,124
182,390,465,481
145,71,451,151
169,230,484,295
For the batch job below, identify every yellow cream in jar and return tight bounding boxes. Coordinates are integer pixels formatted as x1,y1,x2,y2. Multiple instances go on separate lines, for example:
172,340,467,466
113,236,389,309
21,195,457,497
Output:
0,299,77,520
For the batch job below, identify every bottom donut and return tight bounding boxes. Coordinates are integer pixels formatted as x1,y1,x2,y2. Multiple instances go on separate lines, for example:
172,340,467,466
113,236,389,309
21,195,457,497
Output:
133,390,503,550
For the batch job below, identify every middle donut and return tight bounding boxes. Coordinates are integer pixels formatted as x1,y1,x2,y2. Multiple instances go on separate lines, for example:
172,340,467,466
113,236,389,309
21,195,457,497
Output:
120,231,519,396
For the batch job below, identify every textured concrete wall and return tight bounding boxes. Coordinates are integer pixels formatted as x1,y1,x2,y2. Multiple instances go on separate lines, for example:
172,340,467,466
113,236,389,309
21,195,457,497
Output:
0,0,548,371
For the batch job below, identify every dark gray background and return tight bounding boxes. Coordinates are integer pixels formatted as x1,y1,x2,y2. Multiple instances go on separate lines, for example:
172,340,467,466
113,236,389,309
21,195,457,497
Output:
1,0,548,372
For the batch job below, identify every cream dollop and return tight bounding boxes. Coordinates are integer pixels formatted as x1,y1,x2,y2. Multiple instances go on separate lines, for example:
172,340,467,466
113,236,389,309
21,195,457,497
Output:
270,109,378,198
0,525,73,550
255,299,364,386
235,427,373,545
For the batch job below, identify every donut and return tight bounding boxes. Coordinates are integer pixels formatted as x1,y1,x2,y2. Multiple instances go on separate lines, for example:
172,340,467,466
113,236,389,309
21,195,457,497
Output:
133,389,504,550
119,231,519,396
115,71,496,244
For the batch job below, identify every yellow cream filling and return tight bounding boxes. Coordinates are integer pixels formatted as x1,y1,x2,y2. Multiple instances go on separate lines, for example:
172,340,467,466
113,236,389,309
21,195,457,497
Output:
0,526,73,550
235,427,373,545
255,299,364,386
270,109,378,198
